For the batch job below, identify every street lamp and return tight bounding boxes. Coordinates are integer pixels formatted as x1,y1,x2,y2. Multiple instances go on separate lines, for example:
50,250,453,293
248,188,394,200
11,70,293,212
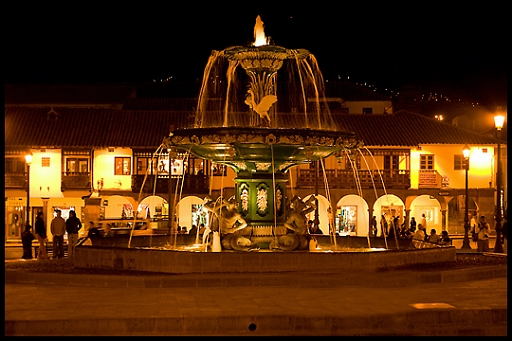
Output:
494,114,505,253
461,145,471,249
24,153,33,230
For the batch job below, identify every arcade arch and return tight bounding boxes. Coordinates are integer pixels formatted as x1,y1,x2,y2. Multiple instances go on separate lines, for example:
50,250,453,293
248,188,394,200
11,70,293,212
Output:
335,194,370,236
409,194,442,232
138,195,168,220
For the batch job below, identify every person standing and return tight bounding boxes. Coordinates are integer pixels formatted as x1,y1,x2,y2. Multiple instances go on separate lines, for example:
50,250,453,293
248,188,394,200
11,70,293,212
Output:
371,216,378,237
410,217,417,231
421,213,427,230
51,210,66,258
502,209,507,254
34,211,48,260
21,224,35,259
65,210,82,258
469,212,478,246
475,215,491,252
380,214,388,237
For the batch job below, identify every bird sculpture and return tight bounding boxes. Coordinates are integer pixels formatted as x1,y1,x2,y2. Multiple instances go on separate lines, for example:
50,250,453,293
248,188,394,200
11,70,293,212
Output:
245,89,277,124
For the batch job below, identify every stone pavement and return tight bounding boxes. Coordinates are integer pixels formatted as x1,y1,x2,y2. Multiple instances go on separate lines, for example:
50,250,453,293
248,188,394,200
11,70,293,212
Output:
4,262,507,336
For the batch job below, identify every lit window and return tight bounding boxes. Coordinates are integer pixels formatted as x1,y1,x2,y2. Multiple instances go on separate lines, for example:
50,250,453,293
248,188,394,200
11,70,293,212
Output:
114,157,131,175
66,158,88,174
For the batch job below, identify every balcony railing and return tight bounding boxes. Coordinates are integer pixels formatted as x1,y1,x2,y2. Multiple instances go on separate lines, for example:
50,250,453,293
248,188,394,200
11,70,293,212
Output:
131,174,209,194
418,169,442,189
4,173,27,189
61,172,91,191
297,169,410,189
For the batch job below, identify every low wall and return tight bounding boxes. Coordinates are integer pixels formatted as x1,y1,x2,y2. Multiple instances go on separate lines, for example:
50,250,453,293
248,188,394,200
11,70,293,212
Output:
87,233,414,249
74,242,456,274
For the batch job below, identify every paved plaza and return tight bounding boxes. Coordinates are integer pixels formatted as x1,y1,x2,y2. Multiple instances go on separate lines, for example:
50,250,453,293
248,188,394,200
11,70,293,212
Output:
4,259,507,336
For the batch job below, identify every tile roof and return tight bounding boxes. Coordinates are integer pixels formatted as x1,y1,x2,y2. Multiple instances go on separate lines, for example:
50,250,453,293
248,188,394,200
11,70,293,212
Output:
4,84,136,106
5,107,501,149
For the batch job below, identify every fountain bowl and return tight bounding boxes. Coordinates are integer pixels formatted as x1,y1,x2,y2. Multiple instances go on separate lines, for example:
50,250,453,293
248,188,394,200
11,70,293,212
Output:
74,235,456,274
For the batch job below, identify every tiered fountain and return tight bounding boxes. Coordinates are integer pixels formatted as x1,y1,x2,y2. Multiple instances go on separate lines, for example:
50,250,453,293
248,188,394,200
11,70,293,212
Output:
163,15,361,251
75,16,456,273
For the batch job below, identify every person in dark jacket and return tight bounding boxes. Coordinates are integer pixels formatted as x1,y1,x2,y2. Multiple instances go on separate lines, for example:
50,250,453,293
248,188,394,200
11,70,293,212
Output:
65,210,82,258
21,224,35,259
34,211,48,259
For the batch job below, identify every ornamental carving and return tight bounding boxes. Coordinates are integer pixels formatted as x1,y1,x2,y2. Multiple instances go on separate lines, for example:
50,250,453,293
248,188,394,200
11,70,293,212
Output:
255,162,271,171
257,187,268,212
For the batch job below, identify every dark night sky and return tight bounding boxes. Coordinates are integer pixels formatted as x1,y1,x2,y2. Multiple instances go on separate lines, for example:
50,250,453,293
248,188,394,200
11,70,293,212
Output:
4,4,507,110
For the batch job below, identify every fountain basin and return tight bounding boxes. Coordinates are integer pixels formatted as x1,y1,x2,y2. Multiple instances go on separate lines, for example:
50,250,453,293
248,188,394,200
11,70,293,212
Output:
74,236,456,274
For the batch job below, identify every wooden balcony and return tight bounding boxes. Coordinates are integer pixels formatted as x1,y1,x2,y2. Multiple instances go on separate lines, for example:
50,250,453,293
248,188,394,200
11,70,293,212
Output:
131,174,209,195
4,173,27,189
61,172,91,191
297,169,410,189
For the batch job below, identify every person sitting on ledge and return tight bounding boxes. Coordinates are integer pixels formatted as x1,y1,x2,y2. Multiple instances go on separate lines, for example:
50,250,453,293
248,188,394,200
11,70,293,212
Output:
428,229,441,244
412,224,426,241
439,230,452,245
87,221,100,238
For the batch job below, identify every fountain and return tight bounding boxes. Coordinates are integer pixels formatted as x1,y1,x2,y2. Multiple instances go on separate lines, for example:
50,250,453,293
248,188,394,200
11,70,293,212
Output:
75,16,456,273
163,15,361,251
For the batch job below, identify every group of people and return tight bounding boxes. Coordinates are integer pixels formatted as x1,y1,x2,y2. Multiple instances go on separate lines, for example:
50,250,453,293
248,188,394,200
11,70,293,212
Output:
181,223,206,236
20,209,82,260
370,213,452,246
411,224,451,245
469,214,494,253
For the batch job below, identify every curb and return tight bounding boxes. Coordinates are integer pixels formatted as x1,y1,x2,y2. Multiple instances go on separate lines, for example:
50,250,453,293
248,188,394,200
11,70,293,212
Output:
5,307,508,336
5,265,507,288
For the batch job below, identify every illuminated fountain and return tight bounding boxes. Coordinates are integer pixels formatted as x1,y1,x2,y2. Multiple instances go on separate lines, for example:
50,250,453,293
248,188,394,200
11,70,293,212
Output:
75,16,456,273
163,15,361,251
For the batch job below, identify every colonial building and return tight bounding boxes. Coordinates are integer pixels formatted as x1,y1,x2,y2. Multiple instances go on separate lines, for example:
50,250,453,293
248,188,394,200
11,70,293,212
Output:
4,83,507,244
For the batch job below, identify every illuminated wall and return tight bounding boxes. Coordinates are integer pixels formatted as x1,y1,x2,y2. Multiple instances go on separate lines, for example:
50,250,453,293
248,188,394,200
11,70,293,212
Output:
29,149,64,198
410,144,495,189
93,147,133,190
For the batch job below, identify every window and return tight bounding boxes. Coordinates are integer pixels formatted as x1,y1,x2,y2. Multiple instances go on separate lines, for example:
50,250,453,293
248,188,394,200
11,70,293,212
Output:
136,157,155,175
384,155,399,170
5,157,26,174
420,154,434,170
115,157,131,175
66,158,89,174
41,157,50,167
362,107,373,114
454,155,469,170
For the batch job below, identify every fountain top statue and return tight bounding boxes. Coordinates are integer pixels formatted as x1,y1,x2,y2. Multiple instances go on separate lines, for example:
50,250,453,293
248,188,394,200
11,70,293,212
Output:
221,15,310,74
164,15,362,174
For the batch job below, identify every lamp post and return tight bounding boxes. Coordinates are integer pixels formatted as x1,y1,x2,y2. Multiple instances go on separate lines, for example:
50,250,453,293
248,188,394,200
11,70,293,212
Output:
461,145,471,249
25,153,33,230
494,114,505,253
